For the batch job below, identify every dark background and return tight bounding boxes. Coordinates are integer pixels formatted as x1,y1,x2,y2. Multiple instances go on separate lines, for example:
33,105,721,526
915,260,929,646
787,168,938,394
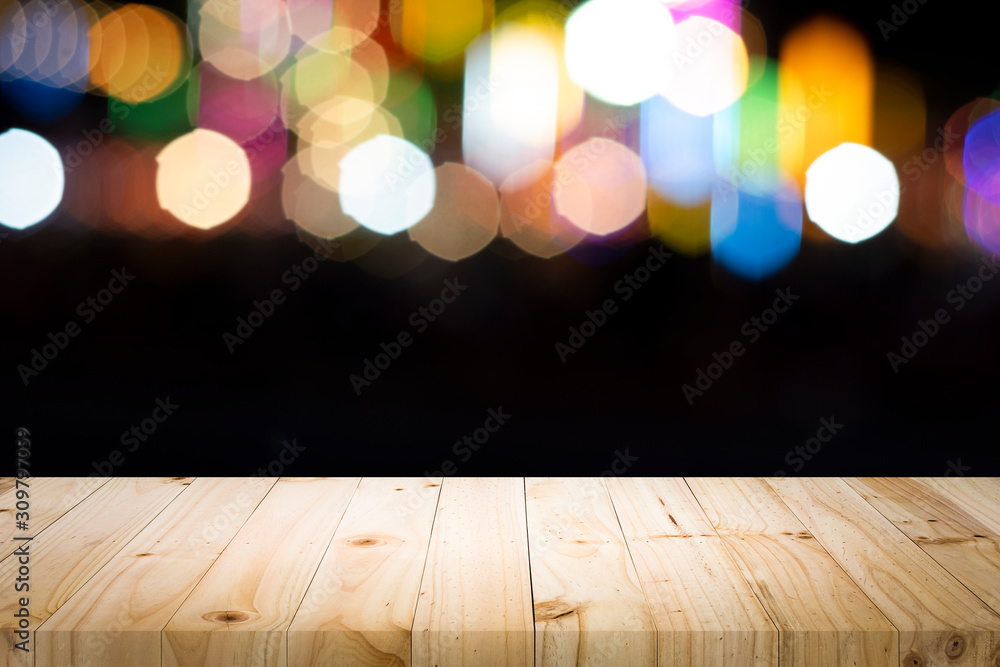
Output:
2,0,998,477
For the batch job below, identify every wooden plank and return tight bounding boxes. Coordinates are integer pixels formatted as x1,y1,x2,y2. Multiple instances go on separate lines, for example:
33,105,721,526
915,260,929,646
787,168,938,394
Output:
35,476,276,667
0,477,193,662
287,477,442,667
411,477,533,667
687,477,897,667
606,477,777,666
0,477,109,559
0,477,15,497
845,477,1000,616
163,477,360,667
913,477,1000,535
525,477,656,667
768,477,1000,666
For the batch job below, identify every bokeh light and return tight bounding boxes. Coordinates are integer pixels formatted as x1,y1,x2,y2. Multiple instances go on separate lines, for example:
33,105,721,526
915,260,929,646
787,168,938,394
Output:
805,143,899,244
641,93,715,207
711,176,803,280
282,152,359,240
498,159,586,258
198,0,290,80
963,109,1000,204
778,16,873,190
401,0,490,65
90,4,190,103
337,134,436,235
155,128,252,229
408,163,499,260
564,0,677,106
553,138,647,236
0,128,64,229
661,15,749,117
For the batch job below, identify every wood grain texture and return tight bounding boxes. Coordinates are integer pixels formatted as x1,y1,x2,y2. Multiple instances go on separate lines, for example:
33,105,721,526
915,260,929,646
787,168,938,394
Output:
0,477,109,560
163,477,361,667
287,477,442,667
2,477,999,667
35,477,276,667
0,478,15,498
768,476,1000,667
411,477,533,667
0,477,191,663
688,477,897,667
525,477,656,667
846,477,1000,615
606,477,777,667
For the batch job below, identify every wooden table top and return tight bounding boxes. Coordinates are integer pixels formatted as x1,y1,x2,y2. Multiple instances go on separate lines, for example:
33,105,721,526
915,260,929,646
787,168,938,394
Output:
1,477,998,666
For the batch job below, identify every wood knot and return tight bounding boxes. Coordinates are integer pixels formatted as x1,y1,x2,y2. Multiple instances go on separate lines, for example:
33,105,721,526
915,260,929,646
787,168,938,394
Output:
134,553,155,557
797,532,813,539
170,477,186,480
534,600,577,621
203,610,250,624
903,652,924,667
945,633,967,659
345,537,386,548
424,484,441,487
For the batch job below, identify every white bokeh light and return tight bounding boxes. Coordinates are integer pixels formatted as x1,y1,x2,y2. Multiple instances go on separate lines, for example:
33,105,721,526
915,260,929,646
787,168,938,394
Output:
661,16,749,117
338,135,436,235
0,129,64,230
805,143,900,243
564,0,677,106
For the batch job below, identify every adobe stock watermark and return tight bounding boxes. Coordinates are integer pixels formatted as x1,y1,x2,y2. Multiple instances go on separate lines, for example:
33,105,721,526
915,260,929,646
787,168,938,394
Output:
62,66,171,173
90,397,180,476
222,237,340,353
382,75,501,191
425,406,512,477
531,454,639,557
682,287,799,404
555,243,673,363
16,267,136,386
188,441,304,557
396,407,513,518
877,0,930,40
887,254,999,372
349,276,468,395
179,159,248,225
721,85,834,200
900,126,961,184
507,110,632,233
772,416,845,476
842,180,901,243
943,458,970,476
671,0,749,73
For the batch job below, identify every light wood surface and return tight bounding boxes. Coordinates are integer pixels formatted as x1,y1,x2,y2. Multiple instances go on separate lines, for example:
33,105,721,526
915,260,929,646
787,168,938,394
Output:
411,477,534,667
605,477,777,666
163,478,360,667
0,477,997,667
525,477,656,667
287,477,442,667
768,476,1000,667
35,477,276,667
688,477,897,667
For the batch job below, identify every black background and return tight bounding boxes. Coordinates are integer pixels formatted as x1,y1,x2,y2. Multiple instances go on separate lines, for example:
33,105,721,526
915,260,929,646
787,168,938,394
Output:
2,0,998,477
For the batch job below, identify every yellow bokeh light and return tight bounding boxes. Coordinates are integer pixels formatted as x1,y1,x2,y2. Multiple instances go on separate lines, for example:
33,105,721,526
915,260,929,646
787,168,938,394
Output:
89,4,190,102
401,0,491,65
778,16,873,191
